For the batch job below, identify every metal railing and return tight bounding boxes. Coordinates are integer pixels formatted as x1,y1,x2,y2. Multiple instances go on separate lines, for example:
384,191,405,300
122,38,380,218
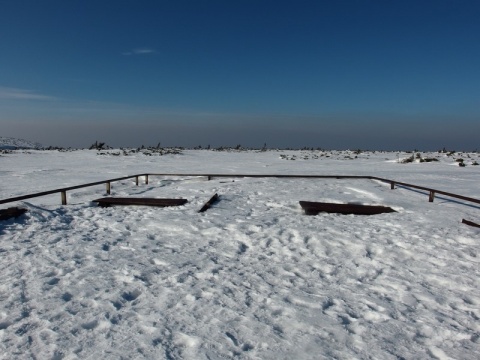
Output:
0,174,142,205
0,173,479,207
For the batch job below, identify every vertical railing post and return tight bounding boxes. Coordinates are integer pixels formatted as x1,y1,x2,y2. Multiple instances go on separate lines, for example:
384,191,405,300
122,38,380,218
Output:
61,191,67,205
429,191,435,202
106,182,111,195
207,176,212,181
390,182,395,190
135,176,139,186
145,175,149,185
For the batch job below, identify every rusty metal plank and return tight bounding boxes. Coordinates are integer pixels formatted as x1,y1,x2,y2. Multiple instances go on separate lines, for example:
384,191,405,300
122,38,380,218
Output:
0,207,28,221
198,193,219,213
299,201,396,216
93,197,187,208
462,219,480,228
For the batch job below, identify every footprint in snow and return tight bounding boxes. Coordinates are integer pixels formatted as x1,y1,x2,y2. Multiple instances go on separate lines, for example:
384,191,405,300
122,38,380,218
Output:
225,332,255,352
238,243,249,254
62,293,73,302
81,319,98,330
121,289,142,302
47,277,60,286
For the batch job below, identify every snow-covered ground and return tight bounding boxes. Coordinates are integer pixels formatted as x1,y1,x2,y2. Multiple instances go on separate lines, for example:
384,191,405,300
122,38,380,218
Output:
1,149,479,359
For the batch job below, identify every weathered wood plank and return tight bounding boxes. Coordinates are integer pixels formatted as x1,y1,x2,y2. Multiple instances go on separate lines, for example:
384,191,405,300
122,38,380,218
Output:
0,207,28,221
93,197,187,208
299,201,396,215
198,193,219,213
462,219,480,228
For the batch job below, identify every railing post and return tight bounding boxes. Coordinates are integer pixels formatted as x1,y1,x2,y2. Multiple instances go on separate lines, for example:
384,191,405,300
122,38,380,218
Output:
429,191,435,202
145,175,149,185
106,182,111,194
207,176,212,181
390,182,395,190
135,176,139,186
61,191,67,205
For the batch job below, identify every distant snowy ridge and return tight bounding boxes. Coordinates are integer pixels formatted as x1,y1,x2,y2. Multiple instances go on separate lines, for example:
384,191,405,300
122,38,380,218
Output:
0,136,42,149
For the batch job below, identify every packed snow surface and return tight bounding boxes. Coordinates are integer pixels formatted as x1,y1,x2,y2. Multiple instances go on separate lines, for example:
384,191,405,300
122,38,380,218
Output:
0,149,479,359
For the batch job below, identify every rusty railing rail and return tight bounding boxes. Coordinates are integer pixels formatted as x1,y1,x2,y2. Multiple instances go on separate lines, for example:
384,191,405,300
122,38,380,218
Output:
370,176,480,205
0,174,144,205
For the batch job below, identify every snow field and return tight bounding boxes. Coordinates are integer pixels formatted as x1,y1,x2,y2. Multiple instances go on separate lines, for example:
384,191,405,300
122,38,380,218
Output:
0,150,479,359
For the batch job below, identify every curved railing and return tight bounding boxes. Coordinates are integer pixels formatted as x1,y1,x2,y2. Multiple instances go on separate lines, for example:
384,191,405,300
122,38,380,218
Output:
0,173,479,207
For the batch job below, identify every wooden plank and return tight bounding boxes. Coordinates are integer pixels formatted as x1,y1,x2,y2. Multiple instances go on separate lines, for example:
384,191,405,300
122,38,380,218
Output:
0,207,28,221
299,201,396,215
198,193,219,213
93,197,187,208
462,219,480,228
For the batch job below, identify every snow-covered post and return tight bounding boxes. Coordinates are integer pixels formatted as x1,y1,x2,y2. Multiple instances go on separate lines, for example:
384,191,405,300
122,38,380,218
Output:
61,191,67,205
429,191,435,202
106,182,111,194
390,182,395,189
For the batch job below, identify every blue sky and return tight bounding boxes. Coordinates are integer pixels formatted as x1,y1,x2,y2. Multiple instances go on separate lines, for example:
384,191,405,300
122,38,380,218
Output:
1,0,479,149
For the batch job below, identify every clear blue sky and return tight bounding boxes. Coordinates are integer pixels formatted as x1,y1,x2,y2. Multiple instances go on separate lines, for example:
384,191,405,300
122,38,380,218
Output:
1,0,479,149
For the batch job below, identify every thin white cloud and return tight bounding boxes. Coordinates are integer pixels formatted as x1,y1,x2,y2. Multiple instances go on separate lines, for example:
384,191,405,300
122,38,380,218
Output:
0,86,56,101
122,48,156,56
134,48,155,54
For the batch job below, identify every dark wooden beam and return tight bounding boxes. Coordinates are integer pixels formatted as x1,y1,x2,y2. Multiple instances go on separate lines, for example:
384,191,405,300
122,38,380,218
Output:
299,201,396,216
198,193,219,213
462,219,480,228
92,197,187,208
0,207,28,221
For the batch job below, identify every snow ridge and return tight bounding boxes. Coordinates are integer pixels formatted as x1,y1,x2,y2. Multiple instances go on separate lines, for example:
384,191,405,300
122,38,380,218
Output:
0,136,42,149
